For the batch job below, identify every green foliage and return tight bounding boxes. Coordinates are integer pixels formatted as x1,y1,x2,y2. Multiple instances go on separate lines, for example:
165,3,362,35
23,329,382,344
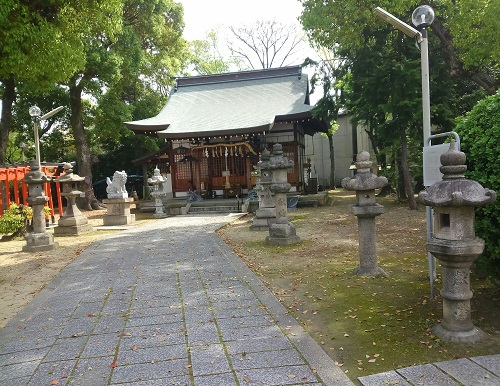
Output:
188,30,232,75
455,92,500,280
445,0,500,72
0,203,31,236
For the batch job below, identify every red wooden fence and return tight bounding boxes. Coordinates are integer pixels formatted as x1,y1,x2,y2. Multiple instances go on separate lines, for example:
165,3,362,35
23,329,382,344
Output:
0,165,64,219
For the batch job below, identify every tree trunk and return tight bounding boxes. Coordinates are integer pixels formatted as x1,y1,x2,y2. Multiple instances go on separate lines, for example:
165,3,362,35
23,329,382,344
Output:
400,127,418,210
328,133,335,189
0,76,16,165
69,79,102,210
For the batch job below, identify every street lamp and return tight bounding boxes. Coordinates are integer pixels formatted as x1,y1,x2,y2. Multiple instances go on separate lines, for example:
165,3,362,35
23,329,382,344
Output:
374,6,436,295
412,5,435,152
373,5,435,148
28,105,65,169
19,142,27,163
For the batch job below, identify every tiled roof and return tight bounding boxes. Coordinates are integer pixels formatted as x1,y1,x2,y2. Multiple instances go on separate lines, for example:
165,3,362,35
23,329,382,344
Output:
124,66,313,139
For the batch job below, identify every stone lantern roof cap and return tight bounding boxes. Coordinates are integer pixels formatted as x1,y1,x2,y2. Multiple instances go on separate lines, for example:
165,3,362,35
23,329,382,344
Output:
24,160,51,183
419,141,496,207
268,143,294,170
257,148,271,170
341,151,388,191
56,163,84,183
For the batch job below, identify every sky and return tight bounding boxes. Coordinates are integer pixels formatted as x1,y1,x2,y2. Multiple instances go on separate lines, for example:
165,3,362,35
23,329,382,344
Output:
178,0,320,102
179,0,304,41
178,0,318,69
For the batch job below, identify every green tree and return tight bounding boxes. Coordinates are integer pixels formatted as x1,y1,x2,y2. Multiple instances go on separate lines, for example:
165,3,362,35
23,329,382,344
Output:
64,0,187,209
455,92,500,281
300,0,491,206
303,48,345,188
300,0,499,94
0,0,101,164
188,30,234,75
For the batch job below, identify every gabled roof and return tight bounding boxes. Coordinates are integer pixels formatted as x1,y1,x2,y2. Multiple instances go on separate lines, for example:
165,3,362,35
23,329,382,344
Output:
124,66,316,139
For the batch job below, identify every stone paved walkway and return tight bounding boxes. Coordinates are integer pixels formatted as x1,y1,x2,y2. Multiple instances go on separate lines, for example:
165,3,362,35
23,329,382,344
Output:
358,355,500,385
0,214,353,386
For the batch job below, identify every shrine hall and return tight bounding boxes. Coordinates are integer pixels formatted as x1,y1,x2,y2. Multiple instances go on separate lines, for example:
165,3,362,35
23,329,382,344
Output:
125,65,327,198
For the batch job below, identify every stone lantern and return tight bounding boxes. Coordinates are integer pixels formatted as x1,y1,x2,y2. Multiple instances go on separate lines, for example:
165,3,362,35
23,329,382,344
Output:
266,143,300,245
54,163,92,235
341,151,388,276
147,166,168,218
419,140,496,342
251,149,276,230
22,160,58,252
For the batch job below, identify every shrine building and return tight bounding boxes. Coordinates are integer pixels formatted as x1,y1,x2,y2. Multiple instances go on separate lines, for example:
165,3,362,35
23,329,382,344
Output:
124,65,327,198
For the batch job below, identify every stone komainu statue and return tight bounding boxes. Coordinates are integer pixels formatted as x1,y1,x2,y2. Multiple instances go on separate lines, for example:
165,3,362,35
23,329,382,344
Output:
106,170,127,195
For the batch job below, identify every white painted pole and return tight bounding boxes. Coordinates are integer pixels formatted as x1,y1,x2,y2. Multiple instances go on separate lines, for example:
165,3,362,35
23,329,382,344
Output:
421,29,431,147
33,119,41,170
421,28,437,296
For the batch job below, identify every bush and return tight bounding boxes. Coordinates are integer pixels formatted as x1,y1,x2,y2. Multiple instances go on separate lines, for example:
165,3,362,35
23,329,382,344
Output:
0,203,32,237
455,91,500,280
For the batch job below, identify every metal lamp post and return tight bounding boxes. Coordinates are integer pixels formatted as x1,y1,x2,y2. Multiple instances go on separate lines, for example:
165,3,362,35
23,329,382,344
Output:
373,6,436,295
373,5,434,147
28,105,65,169
19,142,27,163
412,5,435,151
28,105,42,169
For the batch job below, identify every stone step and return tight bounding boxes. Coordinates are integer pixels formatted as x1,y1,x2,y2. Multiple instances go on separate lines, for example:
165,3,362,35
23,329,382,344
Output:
188,206,238,213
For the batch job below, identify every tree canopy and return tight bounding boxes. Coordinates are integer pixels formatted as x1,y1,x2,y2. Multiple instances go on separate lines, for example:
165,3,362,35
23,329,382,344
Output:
300,0,496,205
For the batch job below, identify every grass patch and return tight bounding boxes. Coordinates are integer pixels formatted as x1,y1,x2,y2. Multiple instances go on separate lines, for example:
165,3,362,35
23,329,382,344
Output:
219,189,500,381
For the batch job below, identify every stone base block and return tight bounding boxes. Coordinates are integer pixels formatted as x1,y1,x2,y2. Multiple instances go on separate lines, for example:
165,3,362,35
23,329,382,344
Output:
250,216,276,231
58,215,89,227
266,221,301,245
23,232,58,252
152,212,168,219
103,214,135,226
353,265,387,277
54,223,93,236
432,323,485,343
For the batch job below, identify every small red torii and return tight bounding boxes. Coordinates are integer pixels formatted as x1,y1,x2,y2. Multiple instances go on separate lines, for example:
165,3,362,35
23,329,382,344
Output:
0,164,64,220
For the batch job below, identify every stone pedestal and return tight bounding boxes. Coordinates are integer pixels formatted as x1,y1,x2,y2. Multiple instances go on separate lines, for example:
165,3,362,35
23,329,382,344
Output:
342,151,388,276
266,144,301,245
22,161,57,252
55,163,92,236
103,198,135,226
151,193,167,218
419,141,496,342
251,149,276,231
350,204,386,276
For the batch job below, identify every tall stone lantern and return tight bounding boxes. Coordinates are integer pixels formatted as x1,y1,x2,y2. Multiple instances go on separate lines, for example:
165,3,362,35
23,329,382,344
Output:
266,143,300,245
54,163,92,235
22,160,58,252
341,151,388,276
251,149,276,230
148,166,168,218
419,140,496,342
